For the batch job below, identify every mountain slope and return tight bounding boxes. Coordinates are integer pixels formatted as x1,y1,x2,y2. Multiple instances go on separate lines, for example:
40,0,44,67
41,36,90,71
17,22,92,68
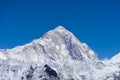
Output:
5,26,97,62
0,26,119,80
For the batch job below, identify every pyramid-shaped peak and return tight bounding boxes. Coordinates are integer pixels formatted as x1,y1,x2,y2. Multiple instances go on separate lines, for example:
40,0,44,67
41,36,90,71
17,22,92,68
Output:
41,26,98,61
41,25,72,40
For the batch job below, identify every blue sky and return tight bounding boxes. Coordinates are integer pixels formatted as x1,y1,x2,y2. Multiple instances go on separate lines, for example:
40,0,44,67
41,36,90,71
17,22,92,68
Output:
0,0,120,59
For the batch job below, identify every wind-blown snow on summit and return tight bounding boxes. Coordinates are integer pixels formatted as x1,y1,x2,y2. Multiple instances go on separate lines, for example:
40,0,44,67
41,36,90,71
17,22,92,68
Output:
0,26,120,80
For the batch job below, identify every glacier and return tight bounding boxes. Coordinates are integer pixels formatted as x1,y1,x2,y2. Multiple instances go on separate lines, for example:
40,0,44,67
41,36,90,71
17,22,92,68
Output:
0,26,120,80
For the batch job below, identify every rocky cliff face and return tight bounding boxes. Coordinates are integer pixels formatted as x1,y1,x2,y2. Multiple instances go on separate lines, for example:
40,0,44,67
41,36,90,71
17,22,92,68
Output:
0,26,120,80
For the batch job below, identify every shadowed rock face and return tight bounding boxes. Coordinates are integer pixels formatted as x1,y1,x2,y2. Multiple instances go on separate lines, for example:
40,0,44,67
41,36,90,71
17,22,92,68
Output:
44,64,59,80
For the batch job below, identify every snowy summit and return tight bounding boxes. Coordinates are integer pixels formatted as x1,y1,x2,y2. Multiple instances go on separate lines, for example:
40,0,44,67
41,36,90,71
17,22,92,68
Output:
0,26,120,80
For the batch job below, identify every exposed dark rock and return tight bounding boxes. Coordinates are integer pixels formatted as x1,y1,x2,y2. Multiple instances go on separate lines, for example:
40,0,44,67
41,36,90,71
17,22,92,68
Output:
44,64,60,80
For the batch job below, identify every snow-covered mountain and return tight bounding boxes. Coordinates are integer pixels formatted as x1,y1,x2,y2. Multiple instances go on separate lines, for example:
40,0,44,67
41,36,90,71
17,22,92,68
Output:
0,26,120,80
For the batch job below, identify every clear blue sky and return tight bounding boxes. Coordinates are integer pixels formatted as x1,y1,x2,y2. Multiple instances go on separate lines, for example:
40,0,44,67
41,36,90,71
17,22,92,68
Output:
0,0,120,59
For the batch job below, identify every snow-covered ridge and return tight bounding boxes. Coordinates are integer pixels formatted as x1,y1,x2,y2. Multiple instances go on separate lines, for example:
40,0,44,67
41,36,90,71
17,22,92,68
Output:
2,26,97,61
110,52,120,64
0,26,120,80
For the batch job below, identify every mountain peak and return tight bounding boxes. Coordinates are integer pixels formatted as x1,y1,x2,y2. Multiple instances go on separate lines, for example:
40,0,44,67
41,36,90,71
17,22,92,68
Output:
41,26,98,61
0,26,120,80
2,26,98,62
53,26,69,33
55,25,66,30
